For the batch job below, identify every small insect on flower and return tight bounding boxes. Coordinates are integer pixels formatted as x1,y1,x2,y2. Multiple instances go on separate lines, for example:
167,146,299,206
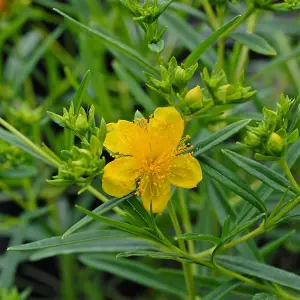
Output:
102,107,203,213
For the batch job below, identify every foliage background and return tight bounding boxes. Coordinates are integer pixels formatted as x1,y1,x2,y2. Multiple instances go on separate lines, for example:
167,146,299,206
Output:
0,0,300,299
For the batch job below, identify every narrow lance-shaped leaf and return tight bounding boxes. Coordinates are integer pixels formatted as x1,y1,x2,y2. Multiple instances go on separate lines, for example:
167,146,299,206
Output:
113,61,156,111
14,25,65,95
79,254,187,298
217,255,300,291
175,233,220,244
231,33,277,56
193,119,250,156
8,230,130,251
62,193,134,238
184,15,241,68
203,280,240,300
53,9,159,75
199,156,267,214
72,70,90,114
74,205,162,244
212,213,265,265
222,149,297,195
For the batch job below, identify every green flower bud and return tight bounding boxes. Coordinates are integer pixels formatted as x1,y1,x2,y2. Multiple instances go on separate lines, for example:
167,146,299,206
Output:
75,113,89,134
267,132,285,155
215,84,231,104
184,85,204,111
244,132,261,147
174,66,187,91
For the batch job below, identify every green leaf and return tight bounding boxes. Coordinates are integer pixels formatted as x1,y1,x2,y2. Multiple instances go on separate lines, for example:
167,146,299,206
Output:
14,25,65,95
0,128,51,166
72,70,90,114
175,233,220,244
199,156,267,214
62,193,134,238
53,9,158,75
260,230,295,257
193,120,250,156
79,254,187,298
170,3,207,21
252,293,277,300
231,33,277,56
8,230,129,251
217,255,300,291
20,287,32,300
112,61,156,111
30,238,157,261
0,225,27,288
116,251,190,263
212,214,265,264
160,11,216,68
0,165,37,178
184,15,241,68
203,280,240,300
207,180,237,224
159,269,256,296
222,149,297,195
74,205,162,244
237,138,300,225
249,44,300,82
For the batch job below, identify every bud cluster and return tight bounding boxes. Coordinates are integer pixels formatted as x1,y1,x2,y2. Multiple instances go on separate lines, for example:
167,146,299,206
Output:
48,104,95,142
145,57,198,103
6,102,42,129
0,140,28,171
47,104,107,189
201,68,256,105
123,0,169,50
243,95,299,160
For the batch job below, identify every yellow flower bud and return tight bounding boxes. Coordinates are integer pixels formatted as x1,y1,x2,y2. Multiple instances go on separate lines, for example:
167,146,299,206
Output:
185,85,202,104
267,132,285,155
184,85,204,111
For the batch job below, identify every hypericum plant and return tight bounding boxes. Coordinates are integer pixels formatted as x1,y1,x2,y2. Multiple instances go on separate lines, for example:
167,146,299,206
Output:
1,1,300,300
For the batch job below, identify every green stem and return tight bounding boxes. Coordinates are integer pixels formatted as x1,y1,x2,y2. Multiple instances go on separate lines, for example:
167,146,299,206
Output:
168,201,196,300
202,0,218,30
280,159,300,193
267,195,300,227
86,186,124,216
234,12,258,81
178,189,195,254
217,4,225,71
0,117,61,168
223,4,256,38
49,200,76,300
196,223,264,259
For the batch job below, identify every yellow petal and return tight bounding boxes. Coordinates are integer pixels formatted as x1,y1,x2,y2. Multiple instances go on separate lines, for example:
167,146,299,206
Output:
140,175,171,213
169,154,202,188
102,157,140,198
149,107,184,156
104,120,147,156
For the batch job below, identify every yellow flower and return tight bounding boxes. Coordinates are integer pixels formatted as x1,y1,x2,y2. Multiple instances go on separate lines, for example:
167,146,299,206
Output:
102,107,203,213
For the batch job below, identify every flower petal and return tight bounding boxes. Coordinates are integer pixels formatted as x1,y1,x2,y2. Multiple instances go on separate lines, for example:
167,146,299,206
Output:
102,157,140,198
169,154,202,188
149,107,184,156
104,120,147,156
140,175,171,213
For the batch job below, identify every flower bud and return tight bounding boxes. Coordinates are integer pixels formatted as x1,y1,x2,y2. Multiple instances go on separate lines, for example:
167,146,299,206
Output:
174,66,186,90
75,113,89,134
267,132,285,155
184,85,204,111
244,132,261,147
215,84,231,104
